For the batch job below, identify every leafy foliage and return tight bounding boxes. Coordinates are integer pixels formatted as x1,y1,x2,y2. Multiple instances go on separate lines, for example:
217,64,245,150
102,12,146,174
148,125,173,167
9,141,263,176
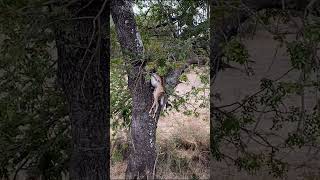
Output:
0,0,71,178
110,0,209,137
223,37,249,65
212,6,320,178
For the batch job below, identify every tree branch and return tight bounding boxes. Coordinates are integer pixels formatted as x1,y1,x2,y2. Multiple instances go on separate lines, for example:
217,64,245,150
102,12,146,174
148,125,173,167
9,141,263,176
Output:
165,55,208,93
210,0,313,84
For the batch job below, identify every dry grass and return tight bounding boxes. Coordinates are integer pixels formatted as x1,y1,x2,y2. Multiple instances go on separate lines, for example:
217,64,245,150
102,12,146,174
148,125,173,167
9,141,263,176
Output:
156,117,210,179
111,68,210,179
110,118,210,180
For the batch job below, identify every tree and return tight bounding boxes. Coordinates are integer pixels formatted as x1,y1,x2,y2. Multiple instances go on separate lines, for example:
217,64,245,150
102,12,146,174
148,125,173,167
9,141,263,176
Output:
111,1,159,178
0,1,71,179
0,0,110,179
111,0,208,179
210,0,320,178
1,0,207,178
54,0,110,179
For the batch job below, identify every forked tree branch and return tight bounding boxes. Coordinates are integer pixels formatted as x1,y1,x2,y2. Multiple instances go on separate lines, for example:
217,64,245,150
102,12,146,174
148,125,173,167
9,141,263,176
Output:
165,55,208,93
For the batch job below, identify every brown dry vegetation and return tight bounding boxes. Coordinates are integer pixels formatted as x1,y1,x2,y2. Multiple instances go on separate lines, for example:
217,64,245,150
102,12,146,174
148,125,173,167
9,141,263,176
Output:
110,68,210,179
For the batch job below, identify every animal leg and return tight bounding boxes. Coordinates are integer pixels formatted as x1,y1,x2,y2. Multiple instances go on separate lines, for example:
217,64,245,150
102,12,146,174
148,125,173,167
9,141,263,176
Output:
153,102,159,118
149,100,156,115
150,92,159,117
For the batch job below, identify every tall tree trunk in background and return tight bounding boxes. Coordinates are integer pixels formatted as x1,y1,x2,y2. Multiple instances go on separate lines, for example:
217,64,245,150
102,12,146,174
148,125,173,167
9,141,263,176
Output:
54,1,109,179
111,0,159,179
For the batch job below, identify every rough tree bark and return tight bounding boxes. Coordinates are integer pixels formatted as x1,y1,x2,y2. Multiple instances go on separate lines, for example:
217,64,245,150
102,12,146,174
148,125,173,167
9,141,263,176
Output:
54,0,109,179
111,0,158,179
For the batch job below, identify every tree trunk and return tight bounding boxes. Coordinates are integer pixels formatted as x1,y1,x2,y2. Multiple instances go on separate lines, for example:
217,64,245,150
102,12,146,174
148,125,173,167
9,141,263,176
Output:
111,0,159,179
126,70,158,180
54,1,109,179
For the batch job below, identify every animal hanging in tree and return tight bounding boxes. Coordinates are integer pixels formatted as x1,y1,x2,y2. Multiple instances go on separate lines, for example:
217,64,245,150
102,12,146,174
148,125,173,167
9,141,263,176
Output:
149,72,166,118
